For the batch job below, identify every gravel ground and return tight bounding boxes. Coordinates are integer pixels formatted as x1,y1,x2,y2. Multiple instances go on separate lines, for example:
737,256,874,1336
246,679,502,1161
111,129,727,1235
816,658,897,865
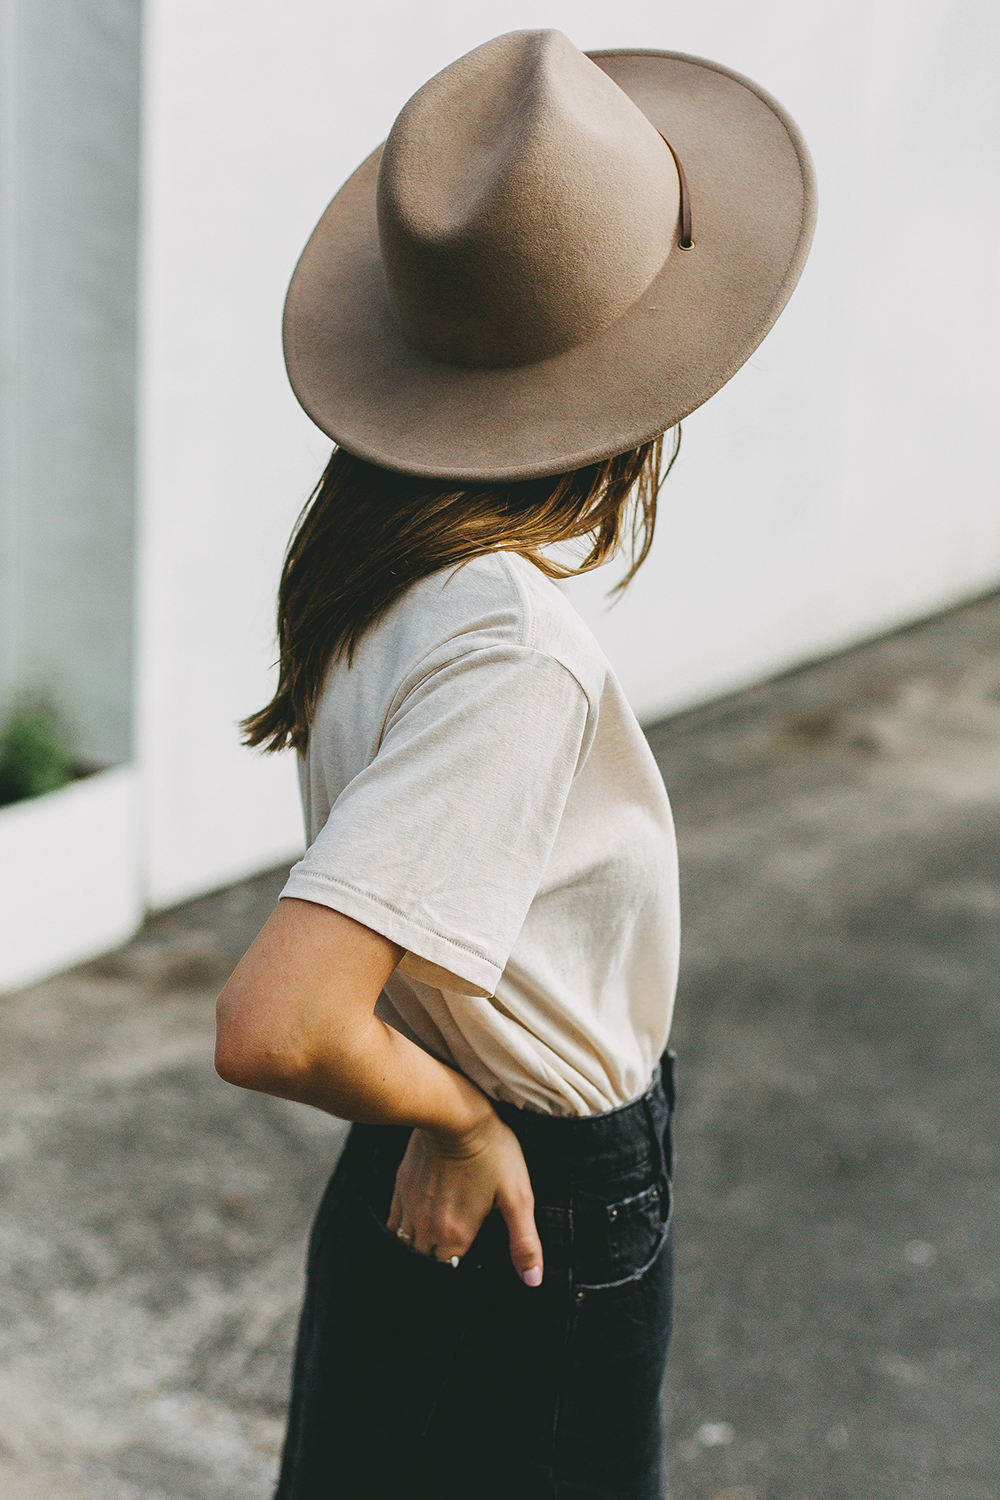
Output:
2,592,999,1499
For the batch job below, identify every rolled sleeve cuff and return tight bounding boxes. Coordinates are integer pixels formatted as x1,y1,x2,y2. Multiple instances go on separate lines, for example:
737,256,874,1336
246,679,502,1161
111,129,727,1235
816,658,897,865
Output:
279,865,499,999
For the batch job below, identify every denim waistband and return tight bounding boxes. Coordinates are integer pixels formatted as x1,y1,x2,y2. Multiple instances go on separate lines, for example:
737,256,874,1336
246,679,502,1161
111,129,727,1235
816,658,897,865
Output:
491,1050,676,1195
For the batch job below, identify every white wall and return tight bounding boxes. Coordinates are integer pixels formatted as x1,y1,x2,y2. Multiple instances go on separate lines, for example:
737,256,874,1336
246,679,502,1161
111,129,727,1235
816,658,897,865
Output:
137,0,1000,907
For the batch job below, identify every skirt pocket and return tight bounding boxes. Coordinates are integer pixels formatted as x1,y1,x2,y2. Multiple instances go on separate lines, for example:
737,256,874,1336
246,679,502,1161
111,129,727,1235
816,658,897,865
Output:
601,1177,670,1287
346,1192,473,1441
572,1168,672,1295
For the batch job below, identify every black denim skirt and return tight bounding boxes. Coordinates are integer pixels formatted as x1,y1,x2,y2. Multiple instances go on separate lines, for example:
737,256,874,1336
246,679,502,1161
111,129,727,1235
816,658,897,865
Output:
275,1052,675,1500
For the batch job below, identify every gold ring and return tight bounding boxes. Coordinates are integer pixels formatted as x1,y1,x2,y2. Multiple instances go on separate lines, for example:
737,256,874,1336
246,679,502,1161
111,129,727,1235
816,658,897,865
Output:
396,1228,414,1244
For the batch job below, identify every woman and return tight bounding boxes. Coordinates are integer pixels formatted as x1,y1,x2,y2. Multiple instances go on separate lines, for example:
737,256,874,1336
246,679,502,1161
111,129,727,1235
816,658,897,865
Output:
216,30,815,1500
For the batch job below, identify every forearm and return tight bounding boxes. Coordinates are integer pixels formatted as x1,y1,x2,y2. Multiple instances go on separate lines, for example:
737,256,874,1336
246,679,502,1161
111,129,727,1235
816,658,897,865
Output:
214,899,542,1284
251,1009,495,1140
214,899,496,1142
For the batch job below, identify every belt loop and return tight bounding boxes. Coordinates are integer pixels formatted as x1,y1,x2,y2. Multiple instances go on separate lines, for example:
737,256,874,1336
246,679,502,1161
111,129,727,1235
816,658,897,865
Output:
663,1050,677,1180
661,1049,677,1111
642,1093,670,1197
643,1050,677,1189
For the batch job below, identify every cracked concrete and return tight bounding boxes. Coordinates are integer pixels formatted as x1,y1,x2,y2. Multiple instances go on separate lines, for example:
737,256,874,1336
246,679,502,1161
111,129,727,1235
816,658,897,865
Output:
2,592,1000,1498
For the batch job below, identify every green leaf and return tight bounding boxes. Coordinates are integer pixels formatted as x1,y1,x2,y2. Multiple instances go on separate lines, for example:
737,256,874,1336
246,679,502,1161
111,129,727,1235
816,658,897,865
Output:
0,703,75,807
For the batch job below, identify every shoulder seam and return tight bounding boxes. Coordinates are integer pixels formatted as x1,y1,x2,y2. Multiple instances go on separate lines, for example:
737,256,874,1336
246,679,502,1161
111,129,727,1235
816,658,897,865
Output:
382,644,597,778
364,556,525,756
394,642,592,716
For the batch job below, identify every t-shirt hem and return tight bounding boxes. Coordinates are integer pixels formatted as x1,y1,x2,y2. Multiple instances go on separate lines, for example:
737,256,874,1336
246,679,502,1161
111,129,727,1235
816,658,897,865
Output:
279,869,502,998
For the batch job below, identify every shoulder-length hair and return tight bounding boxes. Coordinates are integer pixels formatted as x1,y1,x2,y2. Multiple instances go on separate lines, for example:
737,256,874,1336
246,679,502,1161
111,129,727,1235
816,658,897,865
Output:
242,430,679,753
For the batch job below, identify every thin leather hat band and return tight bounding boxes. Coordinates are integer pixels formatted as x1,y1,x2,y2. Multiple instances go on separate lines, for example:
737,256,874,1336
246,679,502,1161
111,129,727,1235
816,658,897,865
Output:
659,134,693,250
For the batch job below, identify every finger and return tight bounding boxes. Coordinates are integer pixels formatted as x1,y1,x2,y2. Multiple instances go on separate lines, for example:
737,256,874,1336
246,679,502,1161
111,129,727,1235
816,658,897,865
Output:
497,1189,544,1287
388,1190,418,1244
414,1213,476,1262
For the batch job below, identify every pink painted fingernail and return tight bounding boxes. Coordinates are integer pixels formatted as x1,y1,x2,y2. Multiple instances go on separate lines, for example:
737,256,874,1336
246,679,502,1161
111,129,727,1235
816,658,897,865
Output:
521,1266,542,1287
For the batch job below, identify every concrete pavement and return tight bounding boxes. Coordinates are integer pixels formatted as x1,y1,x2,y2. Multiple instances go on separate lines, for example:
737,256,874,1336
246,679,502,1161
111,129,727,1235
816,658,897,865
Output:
649,591,1000,1499
2,592,999,1498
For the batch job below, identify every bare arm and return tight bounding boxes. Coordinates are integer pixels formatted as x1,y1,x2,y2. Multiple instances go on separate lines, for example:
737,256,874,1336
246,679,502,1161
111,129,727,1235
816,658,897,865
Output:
215,896,542,1283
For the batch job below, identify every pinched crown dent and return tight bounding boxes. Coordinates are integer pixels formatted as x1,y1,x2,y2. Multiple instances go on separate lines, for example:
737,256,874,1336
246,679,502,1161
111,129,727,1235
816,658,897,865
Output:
376,30,679,369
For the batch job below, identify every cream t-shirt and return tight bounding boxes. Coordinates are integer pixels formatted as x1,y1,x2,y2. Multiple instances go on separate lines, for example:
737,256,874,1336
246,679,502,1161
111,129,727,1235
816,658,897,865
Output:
280,551,680,1117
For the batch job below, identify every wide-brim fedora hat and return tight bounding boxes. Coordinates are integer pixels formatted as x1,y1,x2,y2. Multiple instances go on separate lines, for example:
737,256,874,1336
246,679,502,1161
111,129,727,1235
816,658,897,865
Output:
284,30,817,482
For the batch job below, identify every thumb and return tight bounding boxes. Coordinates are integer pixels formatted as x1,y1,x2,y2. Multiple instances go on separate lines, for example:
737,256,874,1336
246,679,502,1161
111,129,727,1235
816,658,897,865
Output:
498,1188,544,1287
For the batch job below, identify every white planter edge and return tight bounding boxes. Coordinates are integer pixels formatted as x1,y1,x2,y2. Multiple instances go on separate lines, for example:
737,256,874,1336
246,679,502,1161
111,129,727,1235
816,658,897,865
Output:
0,764,144,994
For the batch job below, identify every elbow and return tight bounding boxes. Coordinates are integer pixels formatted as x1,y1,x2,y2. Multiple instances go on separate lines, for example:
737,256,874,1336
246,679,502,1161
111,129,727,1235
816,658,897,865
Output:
213,1032,262,1090
214,1029,314,1093
214,994,315,1095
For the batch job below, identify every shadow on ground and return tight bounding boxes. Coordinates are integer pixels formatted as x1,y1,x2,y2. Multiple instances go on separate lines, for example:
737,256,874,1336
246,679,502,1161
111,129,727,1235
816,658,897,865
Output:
2,594,999,1498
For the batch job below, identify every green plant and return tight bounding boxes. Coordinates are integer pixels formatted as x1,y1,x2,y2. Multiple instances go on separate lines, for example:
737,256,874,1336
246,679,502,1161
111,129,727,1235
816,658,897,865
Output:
0,702,75,807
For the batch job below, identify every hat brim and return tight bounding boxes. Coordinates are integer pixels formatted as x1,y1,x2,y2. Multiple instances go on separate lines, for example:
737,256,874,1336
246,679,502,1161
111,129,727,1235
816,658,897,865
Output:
283,49,817,482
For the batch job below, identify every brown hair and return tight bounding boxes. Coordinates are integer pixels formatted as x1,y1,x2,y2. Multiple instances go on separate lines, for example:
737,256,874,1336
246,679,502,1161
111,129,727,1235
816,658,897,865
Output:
242,430,679,752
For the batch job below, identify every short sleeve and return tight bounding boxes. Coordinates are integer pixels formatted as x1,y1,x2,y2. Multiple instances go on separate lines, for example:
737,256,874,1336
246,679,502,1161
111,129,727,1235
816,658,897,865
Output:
280,645,591,997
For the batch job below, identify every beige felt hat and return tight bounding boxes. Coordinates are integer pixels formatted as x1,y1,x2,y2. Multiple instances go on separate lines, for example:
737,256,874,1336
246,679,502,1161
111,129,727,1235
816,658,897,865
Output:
283,30,816,482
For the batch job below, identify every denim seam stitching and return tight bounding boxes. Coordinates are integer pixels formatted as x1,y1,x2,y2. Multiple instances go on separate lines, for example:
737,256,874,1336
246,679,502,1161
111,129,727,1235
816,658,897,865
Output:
573,1213,672,1293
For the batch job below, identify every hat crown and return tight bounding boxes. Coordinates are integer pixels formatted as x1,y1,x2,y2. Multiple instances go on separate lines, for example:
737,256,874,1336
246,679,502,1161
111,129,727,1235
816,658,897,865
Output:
376,30,679,369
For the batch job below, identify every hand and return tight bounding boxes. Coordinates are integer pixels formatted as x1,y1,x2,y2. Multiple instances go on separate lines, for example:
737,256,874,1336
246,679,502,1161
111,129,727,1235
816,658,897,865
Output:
388,1112,544,1286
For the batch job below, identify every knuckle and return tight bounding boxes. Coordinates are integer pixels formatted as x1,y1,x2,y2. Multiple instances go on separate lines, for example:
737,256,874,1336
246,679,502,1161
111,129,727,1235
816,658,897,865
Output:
443,1221,476,1254
434,1222,462,1250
